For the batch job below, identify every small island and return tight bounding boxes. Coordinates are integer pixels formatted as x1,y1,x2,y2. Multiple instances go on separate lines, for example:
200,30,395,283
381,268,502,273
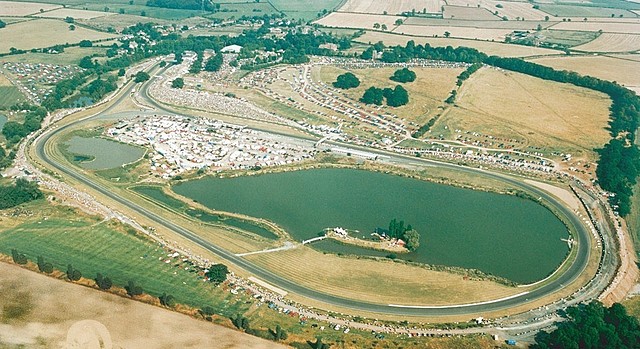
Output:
324,219,421,253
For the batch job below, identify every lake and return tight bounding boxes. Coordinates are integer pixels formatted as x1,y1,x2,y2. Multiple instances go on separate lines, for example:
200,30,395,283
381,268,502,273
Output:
173,168,570,283
65,136,145,170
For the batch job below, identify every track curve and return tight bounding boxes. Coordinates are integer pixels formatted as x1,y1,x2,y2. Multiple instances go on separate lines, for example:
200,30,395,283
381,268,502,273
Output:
32,67,595,317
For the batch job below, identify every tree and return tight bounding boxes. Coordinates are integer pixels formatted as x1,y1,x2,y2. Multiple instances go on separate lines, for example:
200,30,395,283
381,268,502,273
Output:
361,47,374,60
134,71,150,83
360,86,384,105
0,20,6,29
373,23,380,29
159,293,176,307
384,85,409,107
125,280,143,296
204,52,223,72
309,337,330,349
64,16,74,23
79,40,93,47
444,31,450,38
95,273,113,290
381,24,387,31
79,56,95,69
532,302,640,349
66,264,82,281
11,249,28,265
403,230,420,251
206,263,229,285
395,19,403,25
332,72,360,89
271,324,288,340
37,256,54,273
69,24,76,31
231,314,250,331
171,77,184,89
117,68,126,77
390,68,416,83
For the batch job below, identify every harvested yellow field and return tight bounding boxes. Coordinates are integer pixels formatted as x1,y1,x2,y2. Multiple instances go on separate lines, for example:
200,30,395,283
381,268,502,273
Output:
531,55,640,94
0,1,61,16
34,8,113,19
550,21,640,34
315,11,405,29
356,31,560,57
394,24,513,40
573,33,640,52
0,262,284,349
442,5,500,20
338,0,444,14
448,0,548,20
245,247,522,306
481,0,549,20
0,18,117,53
405,16,554,29
439,67,610,159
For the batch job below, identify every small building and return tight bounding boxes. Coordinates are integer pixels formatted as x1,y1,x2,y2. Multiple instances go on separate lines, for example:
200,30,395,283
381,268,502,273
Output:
319,43,338,51
221,44,243,54
396,239,406,247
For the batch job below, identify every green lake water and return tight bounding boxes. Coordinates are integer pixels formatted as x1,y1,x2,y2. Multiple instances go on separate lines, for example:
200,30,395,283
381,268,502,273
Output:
173,168,570,283
65,136,145,170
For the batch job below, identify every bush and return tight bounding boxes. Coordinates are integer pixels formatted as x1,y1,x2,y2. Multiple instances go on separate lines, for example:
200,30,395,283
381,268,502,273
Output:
11,249,28,265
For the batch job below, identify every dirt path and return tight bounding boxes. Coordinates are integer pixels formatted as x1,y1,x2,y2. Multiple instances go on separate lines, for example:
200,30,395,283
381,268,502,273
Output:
0,262,288,349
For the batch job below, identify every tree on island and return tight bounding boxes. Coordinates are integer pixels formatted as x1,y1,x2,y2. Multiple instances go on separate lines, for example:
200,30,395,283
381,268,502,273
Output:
388,219,421,251
332,72,360,89
390,67,416,83
403,230,420,251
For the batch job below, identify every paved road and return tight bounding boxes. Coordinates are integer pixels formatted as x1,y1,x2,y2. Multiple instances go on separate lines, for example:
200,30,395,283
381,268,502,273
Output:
32,64,600,317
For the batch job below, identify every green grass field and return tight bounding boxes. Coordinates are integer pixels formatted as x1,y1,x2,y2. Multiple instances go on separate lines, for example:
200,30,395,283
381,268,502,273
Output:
0,46,107,66
268,0,344,20
0,86,25,109
0,203,248,317
207,2,279,19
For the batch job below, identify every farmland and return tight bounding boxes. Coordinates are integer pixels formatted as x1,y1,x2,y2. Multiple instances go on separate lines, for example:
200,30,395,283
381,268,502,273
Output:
337,0,444,14
530,54,640,94
549,20,640,34
0,0,60,16
394,24,513,41
0,262,283,349
316,12,406,29
0,18,117,53
442,5,498,20
536,4,638,18
33,7,113,19
434,67,611,163
269,0,345,20
355,31,562,57
572,33,640,52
